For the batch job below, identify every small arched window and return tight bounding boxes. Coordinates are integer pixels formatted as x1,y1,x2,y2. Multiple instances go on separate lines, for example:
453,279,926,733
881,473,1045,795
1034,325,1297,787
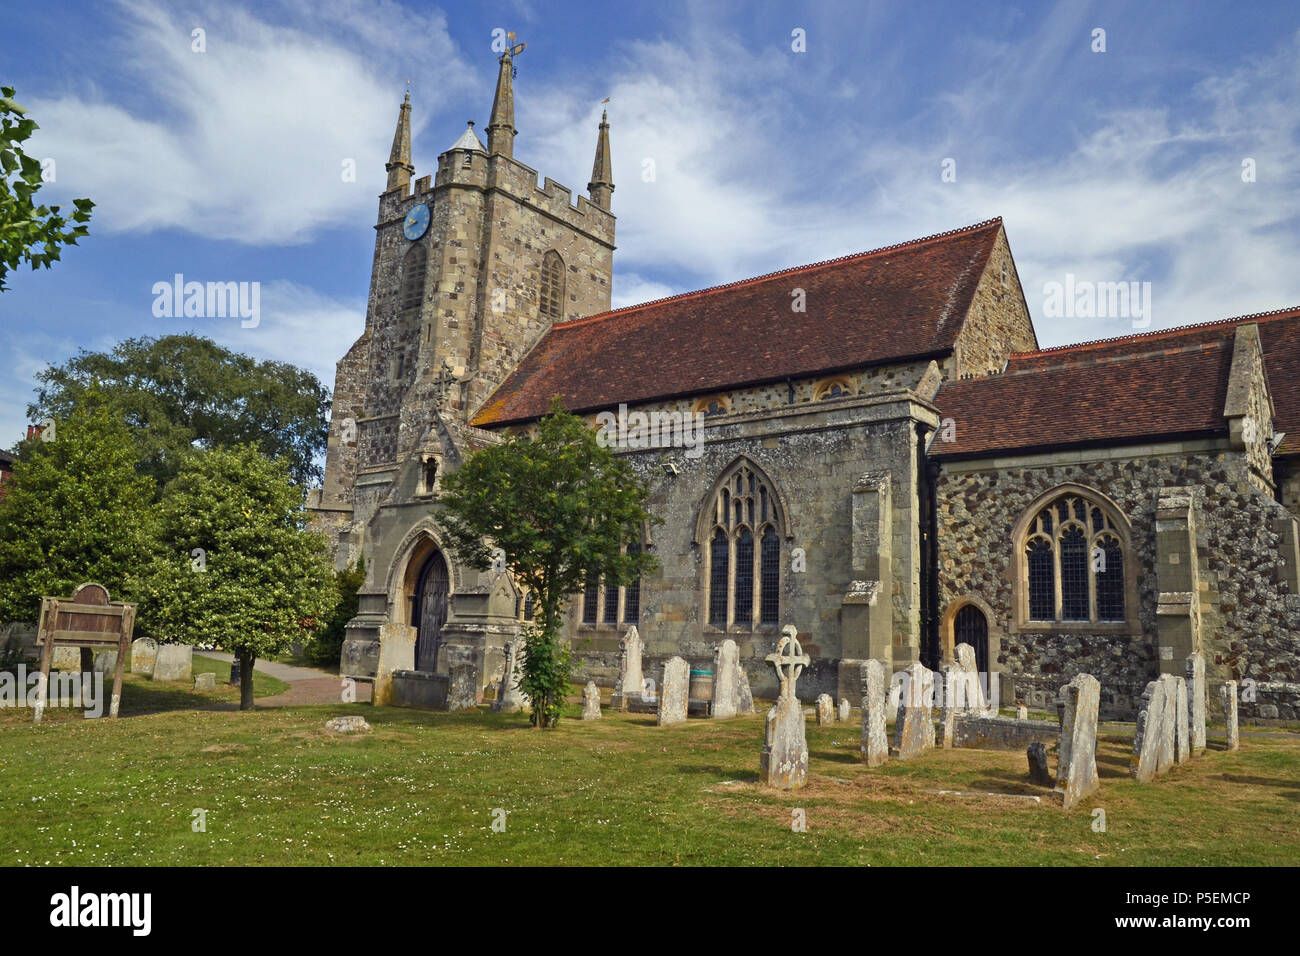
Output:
399,244,427,312
1018,487,1130,626
813,377,854,402
539,250,565,320
692,395,731,418
701,459,787,630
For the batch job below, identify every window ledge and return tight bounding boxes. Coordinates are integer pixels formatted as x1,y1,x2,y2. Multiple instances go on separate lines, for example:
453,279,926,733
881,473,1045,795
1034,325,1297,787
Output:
1013,621,1138,637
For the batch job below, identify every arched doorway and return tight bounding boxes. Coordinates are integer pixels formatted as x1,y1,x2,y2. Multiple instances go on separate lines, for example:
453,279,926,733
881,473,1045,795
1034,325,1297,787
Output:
953,603,989,674
412,550,450,672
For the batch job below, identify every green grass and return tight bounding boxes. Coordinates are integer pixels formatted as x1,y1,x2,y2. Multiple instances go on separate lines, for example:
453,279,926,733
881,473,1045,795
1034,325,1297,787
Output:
1,681,1296,866
191,655,291,699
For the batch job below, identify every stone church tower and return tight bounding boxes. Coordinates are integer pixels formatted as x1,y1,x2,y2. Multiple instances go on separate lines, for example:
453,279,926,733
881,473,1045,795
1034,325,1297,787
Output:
310,50,616,704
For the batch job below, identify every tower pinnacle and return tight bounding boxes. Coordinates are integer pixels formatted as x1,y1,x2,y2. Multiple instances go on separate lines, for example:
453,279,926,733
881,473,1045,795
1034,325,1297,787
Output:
588,109,614,209
385,90,414,192
486,52,517,157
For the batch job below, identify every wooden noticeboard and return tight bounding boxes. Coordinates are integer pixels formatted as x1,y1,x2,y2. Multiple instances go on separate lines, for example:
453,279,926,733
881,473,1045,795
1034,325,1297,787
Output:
34,582,137,722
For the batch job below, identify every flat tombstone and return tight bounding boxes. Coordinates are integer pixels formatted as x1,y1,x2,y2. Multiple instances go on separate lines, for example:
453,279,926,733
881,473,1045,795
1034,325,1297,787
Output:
582,680,601,720
859,659,888,767
893,662,935,760
712,639,740,719
1055,673,1101,810
152,644,193,682
657,656,689,726
838,698,850,723
130,638,158,675
815,693,835,725
1221,681,1239,751
194,672,216,691
1185,653,1206,756
325,716,371,734
759,627,810,789
1172,675,1190,764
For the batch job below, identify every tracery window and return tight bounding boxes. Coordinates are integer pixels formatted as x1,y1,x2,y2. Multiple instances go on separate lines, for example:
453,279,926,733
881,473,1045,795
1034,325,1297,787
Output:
702,460,786,629
539,250,565,320
813,376,854,402
1018,488,1129,626
693,395,731,418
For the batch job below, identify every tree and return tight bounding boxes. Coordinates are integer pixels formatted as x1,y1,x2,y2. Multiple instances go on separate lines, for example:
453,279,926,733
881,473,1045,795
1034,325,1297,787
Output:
438,399,658,727
137,445,338,709
29,334,330,488
306,555,365,667
0,396,156,623
1,86,93,292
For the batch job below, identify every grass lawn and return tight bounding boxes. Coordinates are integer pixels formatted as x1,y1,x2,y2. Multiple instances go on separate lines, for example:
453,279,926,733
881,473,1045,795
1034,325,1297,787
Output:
1,678,1296,866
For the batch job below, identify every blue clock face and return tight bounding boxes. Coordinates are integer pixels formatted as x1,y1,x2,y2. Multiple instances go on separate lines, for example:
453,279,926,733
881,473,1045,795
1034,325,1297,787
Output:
403,203,430,240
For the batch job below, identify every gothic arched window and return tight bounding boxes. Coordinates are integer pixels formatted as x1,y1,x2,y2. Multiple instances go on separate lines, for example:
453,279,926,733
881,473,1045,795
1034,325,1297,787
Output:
578,540,643,628
701,459,787,630
539,250,565,320
399,243,428,313
1017,487,1130,626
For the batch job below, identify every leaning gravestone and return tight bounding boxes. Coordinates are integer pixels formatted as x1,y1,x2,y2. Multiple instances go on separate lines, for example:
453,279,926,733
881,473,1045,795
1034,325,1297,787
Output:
657,657,689,726
582,681,601,720
736,664,755,715
1055,673,1101,810
893,662,935,760
859,659,889,767
152,644,193,682
1131,676,1176,781
712,639,741,719
837,698,850,723
815,693,835,725
492,639,528,713
1027,742,1053,786
1185,652,1206,756
446,661,478,712
760,626,810,789
612,626,644,712
130,637,158,675
1222,681,1239,751
1172,674,1190,764
939,662,962,748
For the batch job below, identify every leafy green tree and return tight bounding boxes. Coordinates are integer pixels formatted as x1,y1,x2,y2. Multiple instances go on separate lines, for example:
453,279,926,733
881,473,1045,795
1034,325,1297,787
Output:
1,86,93,292
29,334,330,488
0,397,155,622
306,555,365,666
138,445,338,709
438,399,658,727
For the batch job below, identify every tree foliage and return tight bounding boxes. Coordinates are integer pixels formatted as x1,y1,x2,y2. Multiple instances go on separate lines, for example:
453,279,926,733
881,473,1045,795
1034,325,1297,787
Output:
137,445,338,709
305,555,365,666
0,396,155,622
438,399,658,727
1,86,93,292
29,334,330,488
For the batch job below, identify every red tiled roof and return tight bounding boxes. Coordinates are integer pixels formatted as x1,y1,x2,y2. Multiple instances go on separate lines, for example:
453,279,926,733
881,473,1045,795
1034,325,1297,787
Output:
934,306,1300,458
472,218,1006,426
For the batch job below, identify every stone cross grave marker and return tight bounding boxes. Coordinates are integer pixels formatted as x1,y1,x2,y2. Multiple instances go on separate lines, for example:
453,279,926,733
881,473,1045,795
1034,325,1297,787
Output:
760,625,810,789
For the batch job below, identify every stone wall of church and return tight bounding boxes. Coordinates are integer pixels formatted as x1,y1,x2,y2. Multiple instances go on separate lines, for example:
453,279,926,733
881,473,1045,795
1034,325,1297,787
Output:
953,227,1039,378
936,442,1300,720
1280,463,1300,518
566,390,938,702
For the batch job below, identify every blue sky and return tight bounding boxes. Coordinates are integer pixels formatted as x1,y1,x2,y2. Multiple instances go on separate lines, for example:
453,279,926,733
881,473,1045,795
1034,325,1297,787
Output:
3,0,1299,456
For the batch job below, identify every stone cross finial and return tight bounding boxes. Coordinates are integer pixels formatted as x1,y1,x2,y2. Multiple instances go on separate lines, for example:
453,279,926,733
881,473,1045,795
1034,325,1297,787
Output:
766,625,810,697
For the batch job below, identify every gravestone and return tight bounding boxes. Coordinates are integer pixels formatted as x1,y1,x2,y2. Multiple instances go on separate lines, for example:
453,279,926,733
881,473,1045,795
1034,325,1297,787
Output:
657,657,689,726
130,638,158,675
1185,653,1206,756
152,644,193,682
838,698,850,723
51,647,80,671
612,626,644,712
582,681,601,720
325,716,371,734
1055,673,1101,810
736,665,755,715
1173,675,1190,764
1221,681,1239,751
1132,675,1177,781
760,625,810,789
1017,705,1028,720
939,662,962,748
712,639,741,719
815,693,835,725
887,680,902,715
1027,742,1053,785
92,651,118,674
859,659,889,767
446,660,478,712
492,639,528,713
194,672,216,691
893,662,935,760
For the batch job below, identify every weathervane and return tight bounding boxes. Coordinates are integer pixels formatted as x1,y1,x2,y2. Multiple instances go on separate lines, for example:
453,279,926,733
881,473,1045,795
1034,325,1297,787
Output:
501,31,526,76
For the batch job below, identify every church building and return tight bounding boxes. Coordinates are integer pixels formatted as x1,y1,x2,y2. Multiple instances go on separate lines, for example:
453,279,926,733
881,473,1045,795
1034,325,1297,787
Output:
310,52,1300,722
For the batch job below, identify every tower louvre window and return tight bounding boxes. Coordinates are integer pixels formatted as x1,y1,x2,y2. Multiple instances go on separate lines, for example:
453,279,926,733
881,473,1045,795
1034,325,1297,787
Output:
539,250,565,320
399,244,428,312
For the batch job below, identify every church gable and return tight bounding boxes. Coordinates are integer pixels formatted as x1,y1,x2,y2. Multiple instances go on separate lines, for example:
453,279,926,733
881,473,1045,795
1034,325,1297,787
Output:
472,217,1009,427
951,225,1038,379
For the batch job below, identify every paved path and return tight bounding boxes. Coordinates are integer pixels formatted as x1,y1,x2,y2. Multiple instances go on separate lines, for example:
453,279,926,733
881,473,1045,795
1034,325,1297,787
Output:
196,651,371,705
